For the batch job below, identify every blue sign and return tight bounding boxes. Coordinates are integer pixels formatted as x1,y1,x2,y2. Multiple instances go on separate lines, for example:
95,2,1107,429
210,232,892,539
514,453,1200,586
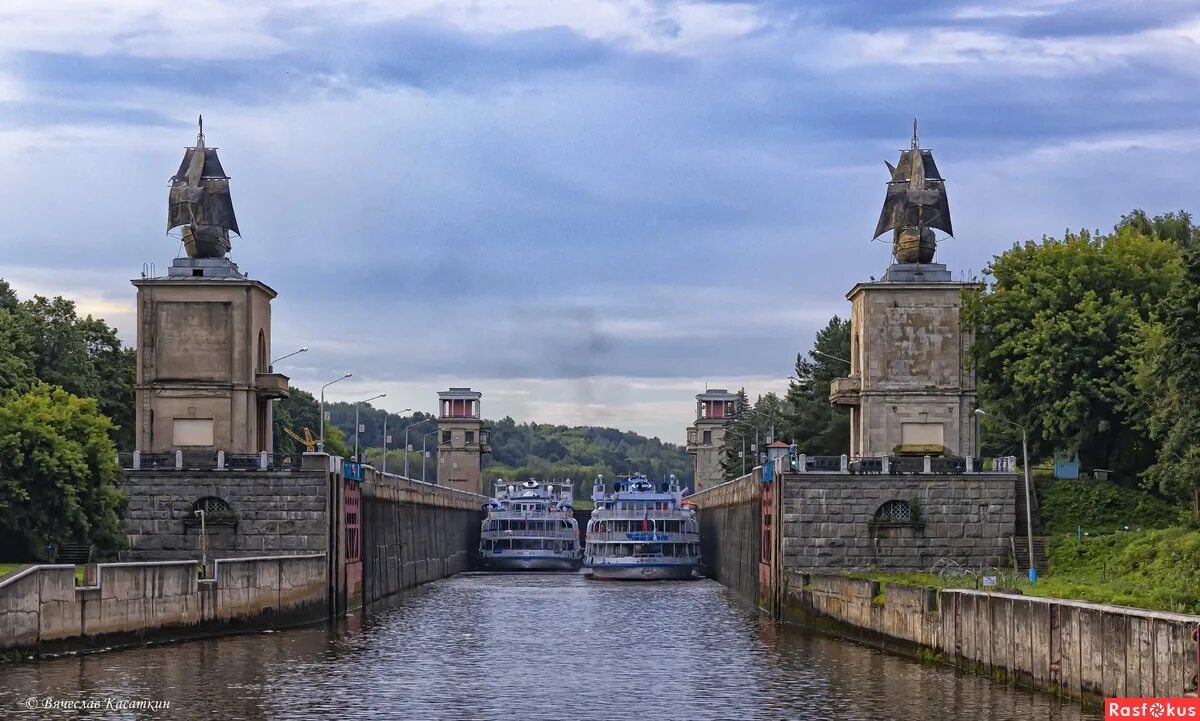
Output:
761,462,774,483
625,532,668,541
343,460,363,481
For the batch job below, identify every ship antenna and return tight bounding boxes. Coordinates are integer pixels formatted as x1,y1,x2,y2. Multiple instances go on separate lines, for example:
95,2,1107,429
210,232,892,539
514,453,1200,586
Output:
911,117,919,149
197,114,205,144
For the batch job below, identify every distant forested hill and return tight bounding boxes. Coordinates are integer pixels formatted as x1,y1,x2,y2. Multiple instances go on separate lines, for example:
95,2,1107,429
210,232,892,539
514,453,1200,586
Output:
273,393,692,494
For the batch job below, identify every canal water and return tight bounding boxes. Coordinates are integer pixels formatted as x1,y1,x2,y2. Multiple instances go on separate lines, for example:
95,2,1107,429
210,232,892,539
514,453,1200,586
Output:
1,573,1100,720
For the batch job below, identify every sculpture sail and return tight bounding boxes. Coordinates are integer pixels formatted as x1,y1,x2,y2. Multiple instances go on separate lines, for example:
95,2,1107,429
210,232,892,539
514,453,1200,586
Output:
167,117,239,259
873,121,953,264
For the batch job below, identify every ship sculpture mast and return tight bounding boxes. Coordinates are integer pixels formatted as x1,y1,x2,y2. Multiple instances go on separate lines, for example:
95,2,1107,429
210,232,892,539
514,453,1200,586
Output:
872,119,954,265
167,116,240,259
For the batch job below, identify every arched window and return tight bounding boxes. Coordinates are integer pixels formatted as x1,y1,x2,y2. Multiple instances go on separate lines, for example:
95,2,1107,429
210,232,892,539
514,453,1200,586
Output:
190,497,237,524
257,330,267,372
875,500,913,523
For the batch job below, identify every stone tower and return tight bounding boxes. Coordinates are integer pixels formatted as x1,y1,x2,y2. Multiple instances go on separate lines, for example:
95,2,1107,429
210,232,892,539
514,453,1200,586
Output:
436,387,491,495
132,121,288,454
685,388,738,492
830,126,980,458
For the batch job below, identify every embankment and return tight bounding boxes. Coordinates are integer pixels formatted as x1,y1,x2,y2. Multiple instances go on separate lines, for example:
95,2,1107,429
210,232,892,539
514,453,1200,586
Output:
784,573,1200,703
689,473,761,606
0,555,326,657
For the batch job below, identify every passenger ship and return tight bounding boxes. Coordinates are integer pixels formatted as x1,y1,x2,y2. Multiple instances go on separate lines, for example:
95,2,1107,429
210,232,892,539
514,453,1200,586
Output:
584,474,700,580
479,479,582,571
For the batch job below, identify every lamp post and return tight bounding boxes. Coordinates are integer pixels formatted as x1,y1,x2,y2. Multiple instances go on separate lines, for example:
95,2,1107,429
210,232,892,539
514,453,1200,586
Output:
404,418,436,479
976,408,1037,582
382,408,411,474
812,349,851,365
319,373,352,452
422,429,439,483
269,347,308,371
732,420,762,466
727,430,747,477
354,393,386,461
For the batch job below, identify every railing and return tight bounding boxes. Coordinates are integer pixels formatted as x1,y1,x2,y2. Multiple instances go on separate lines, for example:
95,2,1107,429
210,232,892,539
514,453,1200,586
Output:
486,510,573,520
481,529,579,540
588,509,686,520
118,450,311,472
772,453,1021,476
585,531,699,543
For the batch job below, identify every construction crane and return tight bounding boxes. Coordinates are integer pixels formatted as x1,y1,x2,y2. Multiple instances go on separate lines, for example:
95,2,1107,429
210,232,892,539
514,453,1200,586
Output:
283,426,319,453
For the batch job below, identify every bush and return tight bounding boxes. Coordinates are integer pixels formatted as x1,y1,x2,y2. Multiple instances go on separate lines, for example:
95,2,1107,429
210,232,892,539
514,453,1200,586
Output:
1037,478,1187,534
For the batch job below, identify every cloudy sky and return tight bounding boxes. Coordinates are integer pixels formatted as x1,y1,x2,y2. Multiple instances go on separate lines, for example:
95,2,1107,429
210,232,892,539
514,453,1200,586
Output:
0,1,1197,442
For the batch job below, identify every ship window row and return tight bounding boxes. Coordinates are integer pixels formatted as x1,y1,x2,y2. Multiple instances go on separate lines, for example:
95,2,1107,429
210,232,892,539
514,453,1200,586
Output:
591,520,695,533
588,543,699,558
484,519,572,531
608,501,674,511
484,538,577,551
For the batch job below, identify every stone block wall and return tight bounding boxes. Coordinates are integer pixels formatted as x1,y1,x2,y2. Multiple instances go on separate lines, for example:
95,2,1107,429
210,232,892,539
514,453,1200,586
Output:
688,472,761,606
781,472,1017,571
122,469,329,560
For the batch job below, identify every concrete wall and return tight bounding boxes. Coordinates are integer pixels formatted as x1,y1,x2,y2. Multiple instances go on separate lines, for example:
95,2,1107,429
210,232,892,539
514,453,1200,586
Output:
687,421,729,492
688,472,760,606
359,469,486,605
0,555,326,655
781,472,1016,571
122,468,328,560
784,573,1200,703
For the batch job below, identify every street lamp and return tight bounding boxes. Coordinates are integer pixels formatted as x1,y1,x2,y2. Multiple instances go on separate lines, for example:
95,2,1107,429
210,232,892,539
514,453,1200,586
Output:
976,408,1037,582
422,429,439,483
270,347,308,369
813,349,852,365
405,418,436,479
382,408,411,474
354,393,386,461
732,420,762,466
319,373,352,452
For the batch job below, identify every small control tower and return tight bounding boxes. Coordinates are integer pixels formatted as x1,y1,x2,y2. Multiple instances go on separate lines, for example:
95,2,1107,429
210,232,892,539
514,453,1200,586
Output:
436,387,491,495
685,388,738,492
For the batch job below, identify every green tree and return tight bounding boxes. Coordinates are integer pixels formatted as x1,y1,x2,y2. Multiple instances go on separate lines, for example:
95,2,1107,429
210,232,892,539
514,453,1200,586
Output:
0,384,124,558
1135,213,1200,516
966,222,1181,480
79,317,135,452
273,386,348,456
719,388,751,480
15,295,99,400
749,392,787,444
783,316,850,455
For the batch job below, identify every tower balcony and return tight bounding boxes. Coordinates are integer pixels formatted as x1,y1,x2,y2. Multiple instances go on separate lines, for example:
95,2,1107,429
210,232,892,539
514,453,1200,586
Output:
254,372,290,399
829,376,861,406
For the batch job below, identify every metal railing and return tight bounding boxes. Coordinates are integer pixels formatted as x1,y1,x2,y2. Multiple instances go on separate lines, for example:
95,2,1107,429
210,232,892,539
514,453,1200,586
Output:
481,529,579,540
772,453,1021,476
118,450,310,472
589,509,686,519
585,531,700,543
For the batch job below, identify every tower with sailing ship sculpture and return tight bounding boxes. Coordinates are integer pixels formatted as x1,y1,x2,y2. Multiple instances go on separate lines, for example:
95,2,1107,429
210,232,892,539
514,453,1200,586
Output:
828,121,982,460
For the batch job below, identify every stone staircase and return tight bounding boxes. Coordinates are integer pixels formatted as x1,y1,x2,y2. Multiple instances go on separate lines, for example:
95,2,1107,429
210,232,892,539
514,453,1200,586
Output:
1012,474,1047,573
54,544,93,565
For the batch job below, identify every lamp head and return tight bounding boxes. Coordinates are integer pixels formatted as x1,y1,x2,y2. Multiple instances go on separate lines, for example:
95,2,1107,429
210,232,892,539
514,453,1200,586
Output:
974,408,986,416
300,347,309,352
344,373,353,379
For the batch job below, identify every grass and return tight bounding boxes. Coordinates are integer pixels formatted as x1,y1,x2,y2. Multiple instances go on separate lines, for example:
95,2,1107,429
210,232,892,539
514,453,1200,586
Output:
0,563,87,584
846,525,1200,614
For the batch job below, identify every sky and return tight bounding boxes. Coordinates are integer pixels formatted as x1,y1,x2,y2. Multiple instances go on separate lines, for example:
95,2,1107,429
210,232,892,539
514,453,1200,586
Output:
0,0,1198,443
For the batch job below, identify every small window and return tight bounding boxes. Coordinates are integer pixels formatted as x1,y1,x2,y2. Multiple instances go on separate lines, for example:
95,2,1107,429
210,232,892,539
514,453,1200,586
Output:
876,500,913,523
703,430,712,445
442,430,452,444
466,430,475,444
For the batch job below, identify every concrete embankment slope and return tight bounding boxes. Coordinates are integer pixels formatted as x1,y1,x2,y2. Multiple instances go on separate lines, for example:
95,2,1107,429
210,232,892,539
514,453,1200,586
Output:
786,573,1200,703
0,555,326,657
688,472,761,607
359,469,485,605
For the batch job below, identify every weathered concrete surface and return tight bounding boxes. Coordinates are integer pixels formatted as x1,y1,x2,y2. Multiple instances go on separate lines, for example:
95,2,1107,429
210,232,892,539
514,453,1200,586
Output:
842,281,982,457
121,468,328,560
689,472,760,607
781,472,1017,571
359,468,486,605
784,572,1200,704
0,555,326,656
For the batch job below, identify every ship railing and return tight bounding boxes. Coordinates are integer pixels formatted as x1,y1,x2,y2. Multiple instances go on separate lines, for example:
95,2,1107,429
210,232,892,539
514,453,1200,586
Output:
486,510,570,519
481,529,579,540
584,531,699,543
588,509,682,520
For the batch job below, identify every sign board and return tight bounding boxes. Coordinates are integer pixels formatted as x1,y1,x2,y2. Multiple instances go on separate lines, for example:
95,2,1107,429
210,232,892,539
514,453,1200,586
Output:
358,424,365,433
343,460,364,482
323,411,331,421
625,532,669,541
982,576,997,587
407,444,413,451
385,435,392,444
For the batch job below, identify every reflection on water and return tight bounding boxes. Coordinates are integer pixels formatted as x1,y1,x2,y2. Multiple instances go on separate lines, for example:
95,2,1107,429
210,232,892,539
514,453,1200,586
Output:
0,573,1099,720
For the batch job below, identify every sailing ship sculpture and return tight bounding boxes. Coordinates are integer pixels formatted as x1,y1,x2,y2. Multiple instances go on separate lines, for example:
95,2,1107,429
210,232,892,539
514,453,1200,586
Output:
168,116,239,259
872,120,953,265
